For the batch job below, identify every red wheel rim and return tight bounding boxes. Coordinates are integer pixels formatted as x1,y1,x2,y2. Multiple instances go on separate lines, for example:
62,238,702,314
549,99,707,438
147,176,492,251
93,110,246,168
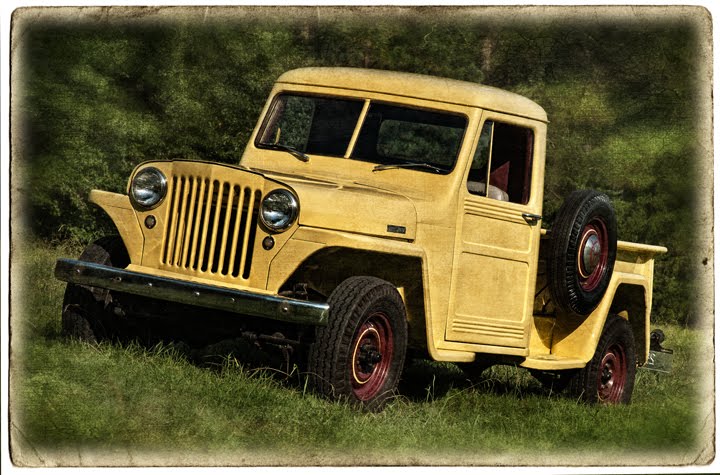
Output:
577,218,609,291
597,343,627,403
350,311,394,401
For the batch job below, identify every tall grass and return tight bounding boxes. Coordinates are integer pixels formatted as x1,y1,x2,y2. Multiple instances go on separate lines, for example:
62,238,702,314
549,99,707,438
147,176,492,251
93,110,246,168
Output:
10,241,712,466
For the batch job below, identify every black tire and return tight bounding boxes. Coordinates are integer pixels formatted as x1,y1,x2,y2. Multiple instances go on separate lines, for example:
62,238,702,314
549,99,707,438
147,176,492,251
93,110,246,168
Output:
61,236,130,342
308,276,408,411
547,190,617,316
568,314,636,404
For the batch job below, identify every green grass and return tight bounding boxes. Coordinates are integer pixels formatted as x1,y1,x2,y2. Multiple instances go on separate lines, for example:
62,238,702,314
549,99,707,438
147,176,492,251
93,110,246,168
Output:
10,241,712,466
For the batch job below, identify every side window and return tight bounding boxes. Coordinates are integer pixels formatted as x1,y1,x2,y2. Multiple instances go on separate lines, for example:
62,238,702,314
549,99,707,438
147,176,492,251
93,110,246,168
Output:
467,120,534,204
261,95,315,151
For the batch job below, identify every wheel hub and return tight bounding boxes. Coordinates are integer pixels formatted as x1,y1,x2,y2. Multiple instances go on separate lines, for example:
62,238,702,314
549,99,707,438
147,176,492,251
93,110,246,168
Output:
350,312,394,401
577,219,610,292
597,344,627,403
579,230,601,277
352,326,382,385
358,343,382,372
600,364,613,387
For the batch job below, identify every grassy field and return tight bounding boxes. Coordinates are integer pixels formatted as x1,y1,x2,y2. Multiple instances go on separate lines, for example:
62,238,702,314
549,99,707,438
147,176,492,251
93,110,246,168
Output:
9,241,713,466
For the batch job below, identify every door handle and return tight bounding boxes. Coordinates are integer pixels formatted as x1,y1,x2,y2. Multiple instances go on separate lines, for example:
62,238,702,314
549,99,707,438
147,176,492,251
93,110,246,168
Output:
522,213,542,225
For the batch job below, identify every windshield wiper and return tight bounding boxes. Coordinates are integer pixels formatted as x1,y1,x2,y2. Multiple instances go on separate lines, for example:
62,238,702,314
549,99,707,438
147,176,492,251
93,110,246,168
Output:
372,162,445,173
259,143,310,162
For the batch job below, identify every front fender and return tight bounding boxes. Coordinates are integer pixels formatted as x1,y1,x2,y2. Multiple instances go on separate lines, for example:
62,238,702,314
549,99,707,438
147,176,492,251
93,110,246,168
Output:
89,190,144,264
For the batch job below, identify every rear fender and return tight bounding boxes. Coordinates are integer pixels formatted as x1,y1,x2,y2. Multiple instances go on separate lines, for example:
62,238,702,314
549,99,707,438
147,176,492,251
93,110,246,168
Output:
610,284,649,365
550,273,649,365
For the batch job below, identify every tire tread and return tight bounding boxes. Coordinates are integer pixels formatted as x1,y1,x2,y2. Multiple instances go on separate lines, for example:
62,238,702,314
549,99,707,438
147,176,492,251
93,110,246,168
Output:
548,190,617,316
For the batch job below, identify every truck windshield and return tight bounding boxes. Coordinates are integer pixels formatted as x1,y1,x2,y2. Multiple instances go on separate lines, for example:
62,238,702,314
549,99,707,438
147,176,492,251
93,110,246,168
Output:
256,94,466,174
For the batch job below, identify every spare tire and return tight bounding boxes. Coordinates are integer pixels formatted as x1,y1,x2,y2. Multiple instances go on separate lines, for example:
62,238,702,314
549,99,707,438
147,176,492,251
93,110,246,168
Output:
547,190,617,316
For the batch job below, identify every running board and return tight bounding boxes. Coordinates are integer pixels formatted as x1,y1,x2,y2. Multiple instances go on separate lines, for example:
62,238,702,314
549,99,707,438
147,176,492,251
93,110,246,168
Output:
520,355,587,371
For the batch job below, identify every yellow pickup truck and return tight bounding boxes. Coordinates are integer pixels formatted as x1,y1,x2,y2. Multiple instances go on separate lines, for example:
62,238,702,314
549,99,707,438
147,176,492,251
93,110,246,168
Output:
55,67,667,410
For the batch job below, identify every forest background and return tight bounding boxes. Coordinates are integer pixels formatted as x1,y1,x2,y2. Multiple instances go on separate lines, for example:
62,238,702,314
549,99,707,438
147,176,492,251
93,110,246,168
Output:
13,6,712,327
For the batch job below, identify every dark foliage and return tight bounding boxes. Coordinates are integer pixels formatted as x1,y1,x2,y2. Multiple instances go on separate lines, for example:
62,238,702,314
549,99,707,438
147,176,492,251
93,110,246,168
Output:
13,7,707,325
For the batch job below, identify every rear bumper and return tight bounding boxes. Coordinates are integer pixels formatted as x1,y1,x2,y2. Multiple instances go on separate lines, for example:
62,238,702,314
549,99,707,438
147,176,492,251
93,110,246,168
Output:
54,258,329,326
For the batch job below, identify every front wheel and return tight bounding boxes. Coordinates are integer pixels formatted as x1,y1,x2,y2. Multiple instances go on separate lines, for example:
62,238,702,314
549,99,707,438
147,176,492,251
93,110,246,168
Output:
61,236,129,342
308,276,408,411
569,314,636,404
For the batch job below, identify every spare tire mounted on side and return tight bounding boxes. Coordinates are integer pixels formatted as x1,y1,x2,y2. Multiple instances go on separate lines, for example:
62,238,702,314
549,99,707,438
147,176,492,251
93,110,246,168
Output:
547,190,618,316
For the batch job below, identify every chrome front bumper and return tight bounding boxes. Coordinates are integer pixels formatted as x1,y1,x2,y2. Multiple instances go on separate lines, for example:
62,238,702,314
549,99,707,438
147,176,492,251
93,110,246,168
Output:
54,258,329,326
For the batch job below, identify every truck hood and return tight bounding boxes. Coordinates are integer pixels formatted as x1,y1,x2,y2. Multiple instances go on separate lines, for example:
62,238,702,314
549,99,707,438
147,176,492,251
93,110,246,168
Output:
261,172,417,240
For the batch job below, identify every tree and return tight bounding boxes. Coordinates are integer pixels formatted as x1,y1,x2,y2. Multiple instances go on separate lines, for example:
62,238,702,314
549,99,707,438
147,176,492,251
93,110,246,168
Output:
14,7,707,325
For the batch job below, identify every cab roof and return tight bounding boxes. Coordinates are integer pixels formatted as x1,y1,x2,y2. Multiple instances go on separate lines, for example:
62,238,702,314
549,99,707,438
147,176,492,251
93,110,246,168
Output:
276,67,548,123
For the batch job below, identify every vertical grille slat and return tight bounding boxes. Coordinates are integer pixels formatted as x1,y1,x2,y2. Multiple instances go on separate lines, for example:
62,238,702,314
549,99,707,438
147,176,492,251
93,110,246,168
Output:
216,184,236,275
189,179,209,269
163,175,183,265
238,189,258,278
172,177,190,266
242,191,262,279
180,176,200,268
196,180,217,272
160,174,260,282
205,181,225,273
227,187,248,278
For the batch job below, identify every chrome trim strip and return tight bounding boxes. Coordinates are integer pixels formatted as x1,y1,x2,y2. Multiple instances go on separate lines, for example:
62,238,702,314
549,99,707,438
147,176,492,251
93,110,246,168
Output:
55,258,329,326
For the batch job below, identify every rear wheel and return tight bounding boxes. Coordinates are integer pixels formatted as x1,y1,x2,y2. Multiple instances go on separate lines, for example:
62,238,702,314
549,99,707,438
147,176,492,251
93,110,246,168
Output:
569,314,636,404
308,276,408,411
61,236,129,342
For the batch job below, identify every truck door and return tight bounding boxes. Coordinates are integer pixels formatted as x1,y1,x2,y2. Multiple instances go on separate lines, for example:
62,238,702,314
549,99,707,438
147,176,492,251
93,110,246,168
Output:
446,114,544,349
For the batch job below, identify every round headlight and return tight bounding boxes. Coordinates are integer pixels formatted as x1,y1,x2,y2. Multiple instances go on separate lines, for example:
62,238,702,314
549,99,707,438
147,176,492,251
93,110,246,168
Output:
260,189,299,232
130,167,167,209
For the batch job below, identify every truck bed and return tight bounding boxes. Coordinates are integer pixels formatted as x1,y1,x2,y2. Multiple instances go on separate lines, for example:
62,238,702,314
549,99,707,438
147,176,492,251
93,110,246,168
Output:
525,232,667,370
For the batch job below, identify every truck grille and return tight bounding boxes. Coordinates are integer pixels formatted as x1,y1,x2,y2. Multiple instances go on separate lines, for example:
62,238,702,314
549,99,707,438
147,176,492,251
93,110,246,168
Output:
160,175,261,281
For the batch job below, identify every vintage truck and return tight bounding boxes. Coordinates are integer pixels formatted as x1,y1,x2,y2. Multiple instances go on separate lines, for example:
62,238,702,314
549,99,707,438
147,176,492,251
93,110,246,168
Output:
55,67,668,410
